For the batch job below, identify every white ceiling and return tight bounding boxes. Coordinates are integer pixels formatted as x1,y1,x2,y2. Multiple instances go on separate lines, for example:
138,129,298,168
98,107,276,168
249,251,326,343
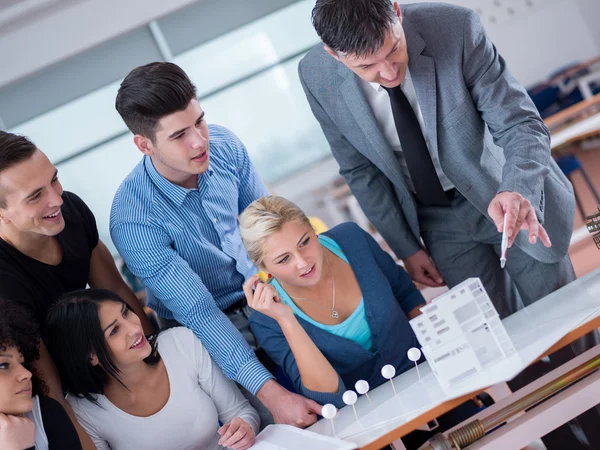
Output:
0,0,200,88
0,0,84,36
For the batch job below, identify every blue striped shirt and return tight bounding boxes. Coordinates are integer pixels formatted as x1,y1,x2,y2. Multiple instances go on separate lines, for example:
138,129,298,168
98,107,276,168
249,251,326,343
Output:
110,125,271,394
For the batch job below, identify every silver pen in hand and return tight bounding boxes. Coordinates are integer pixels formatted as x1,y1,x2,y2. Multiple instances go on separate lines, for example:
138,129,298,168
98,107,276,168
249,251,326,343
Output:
500,212,508,269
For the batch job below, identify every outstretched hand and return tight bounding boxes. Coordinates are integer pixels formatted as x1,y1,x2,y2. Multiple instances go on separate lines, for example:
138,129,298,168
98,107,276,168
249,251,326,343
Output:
488,191,551,248
257,380,322,428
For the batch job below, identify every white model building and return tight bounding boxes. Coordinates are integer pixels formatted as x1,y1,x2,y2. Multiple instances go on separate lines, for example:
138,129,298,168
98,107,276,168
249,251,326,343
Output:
410,278,516,388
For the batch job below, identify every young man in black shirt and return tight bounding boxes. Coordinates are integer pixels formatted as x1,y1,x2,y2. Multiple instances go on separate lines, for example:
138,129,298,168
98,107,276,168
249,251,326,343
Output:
0,131,152,449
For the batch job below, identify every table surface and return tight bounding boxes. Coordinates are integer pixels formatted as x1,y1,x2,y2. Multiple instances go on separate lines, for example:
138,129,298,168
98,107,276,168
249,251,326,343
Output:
307,268,600,450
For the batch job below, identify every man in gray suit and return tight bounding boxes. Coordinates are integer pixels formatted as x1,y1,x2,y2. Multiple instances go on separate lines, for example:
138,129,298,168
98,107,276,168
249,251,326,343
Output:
299,1,599,447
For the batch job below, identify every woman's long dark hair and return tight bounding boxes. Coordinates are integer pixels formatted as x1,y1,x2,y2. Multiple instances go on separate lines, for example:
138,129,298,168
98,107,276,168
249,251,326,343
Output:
0,298,47,398
45,289,160,403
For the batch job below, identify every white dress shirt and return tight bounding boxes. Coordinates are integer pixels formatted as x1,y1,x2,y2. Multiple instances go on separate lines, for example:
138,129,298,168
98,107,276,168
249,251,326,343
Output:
359,69,454,192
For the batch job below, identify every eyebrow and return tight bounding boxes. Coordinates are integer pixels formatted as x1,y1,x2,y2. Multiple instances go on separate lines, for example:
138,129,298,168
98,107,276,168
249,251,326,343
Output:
0,354,13,358
355,41,401,69
102,303,126,333
25,169,58,200
167,112,205,139
272,233,309,262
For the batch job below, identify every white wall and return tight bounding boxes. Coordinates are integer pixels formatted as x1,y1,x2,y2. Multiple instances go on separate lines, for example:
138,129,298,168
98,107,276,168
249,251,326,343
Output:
0,0,200,88
482,0,600,87
577,0,600,55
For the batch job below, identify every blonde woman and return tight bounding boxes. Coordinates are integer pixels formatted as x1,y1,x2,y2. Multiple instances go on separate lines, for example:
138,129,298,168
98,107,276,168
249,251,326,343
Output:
240,196,482,449
240,195,424,407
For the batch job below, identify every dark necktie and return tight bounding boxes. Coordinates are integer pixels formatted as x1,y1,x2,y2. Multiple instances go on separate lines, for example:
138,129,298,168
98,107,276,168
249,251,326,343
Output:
384,86,449,206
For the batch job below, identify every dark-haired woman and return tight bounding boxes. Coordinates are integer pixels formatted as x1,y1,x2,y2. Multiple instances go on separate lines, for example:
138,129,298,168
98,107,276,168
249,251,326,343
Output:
46,289,258,450
0,299,81,449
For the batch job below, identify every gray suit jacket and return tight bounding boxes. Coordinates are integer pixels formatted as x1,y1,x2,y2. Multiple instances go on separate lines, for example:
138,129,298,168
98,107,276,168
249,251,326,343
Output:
298,3,574,264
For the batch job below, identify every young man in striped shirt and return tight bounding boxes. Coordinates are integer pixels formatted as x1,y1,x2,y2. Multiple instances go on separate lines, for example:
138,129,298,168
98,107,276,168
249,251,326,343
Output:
110,62,321,428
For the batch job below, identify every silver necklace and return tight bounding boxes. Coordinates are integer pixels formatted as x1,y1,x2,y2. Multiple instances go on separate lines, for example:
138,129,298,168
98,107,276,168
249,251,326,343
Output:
289,254,339,319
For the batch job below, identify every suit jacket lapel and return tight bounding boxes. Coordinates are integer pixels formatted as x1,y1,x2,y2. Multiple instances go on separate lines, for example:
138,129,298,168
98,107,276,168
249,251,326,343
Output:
338,65,409,190
403,17,440,160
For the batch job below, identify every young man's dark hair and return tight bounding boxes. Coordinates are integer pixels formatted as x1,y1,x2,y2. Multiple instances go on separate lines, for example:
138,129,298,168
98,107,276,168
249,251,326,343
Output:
311,0,397,57
0,132,37,207
115,62,197,142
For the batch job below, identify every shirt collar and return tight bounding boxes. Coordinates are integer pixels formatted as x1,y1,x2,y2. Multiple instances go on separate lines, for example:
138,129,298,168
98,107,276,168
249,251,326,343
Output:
143,156,213,206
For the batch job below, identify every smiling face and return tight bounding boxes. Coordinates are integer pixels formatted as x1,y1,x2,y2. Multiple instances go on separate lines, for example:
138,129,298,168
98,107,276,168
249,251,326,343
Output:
133,99,210,189
93,301,152,371
0,150,64,237
0,346,33,415
261,221,325,288
326,4,408,88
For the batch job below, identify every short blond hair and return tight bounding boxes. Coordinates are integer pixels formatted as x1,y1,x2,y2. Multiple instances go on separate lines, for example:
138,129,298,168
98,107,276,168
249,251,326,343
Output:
239,196,311,268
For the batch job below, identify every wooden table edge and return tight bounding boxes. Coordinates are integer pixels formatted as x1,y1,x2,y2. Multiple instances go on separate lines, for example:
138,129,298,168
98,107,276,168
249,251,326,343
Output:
551,126,600,151
358,314,600,450
545,92,600,130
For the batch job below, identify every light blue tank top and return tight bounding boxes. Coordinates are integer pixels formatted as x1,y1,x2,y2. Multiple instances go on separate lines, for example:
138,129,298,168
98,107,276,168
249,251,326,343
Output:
271,235,373,351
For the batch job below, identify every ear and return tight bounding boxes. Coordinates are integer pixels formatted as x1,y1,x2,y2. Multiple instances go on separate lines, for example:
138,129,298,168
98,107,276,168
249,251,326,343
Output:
89,354,99,367
133,134,155,157
393,2,403,22
0,210,9,225
323,45,340,61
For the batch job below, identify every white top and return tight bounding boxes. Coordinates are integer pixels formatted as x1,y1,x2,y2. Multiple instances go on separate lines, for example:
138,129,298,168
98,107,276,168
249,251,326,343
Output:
24,395,48,450
68,328,260,450
359,70,454,192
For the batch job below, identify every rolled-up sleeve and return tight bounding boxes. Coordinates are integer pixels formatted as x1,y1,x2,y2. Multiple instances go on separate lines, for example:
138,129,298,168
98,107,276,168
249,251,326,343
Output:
111,221,272,394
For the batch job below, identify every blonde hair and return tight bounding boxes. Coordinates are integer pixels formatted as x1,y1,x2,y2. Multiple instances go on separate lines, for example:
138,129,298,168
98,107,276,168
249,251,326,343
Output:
239,196,312,268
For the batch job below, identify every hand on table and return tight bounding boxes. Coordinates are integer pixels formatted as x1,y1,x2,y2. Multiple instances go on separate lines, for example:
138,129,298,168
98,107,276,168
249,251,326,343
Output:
218,417,255,450
403,249,444,287
488,191,551,248
0,413,35,450
243,275,293,322
257,380,322,427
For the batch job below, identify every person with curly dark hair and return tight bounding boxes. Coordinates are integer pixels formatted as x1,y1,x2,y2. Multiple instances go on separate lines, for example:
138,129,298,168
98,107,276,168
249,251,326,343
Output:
0,298,81,449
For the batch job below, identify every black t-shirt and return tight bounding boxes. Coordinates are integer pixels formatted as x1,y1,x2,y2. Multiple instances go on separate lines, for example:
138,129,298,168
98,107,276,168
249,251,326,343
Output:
25,395,82,450
0,191,99,326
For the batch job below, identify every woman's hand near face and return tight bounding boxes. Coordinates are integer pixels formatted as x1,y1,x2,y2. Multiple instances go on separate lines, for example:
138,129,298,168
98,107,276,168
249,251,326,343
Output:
243,275,293,322
217,417,255,450
0,413,35,450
